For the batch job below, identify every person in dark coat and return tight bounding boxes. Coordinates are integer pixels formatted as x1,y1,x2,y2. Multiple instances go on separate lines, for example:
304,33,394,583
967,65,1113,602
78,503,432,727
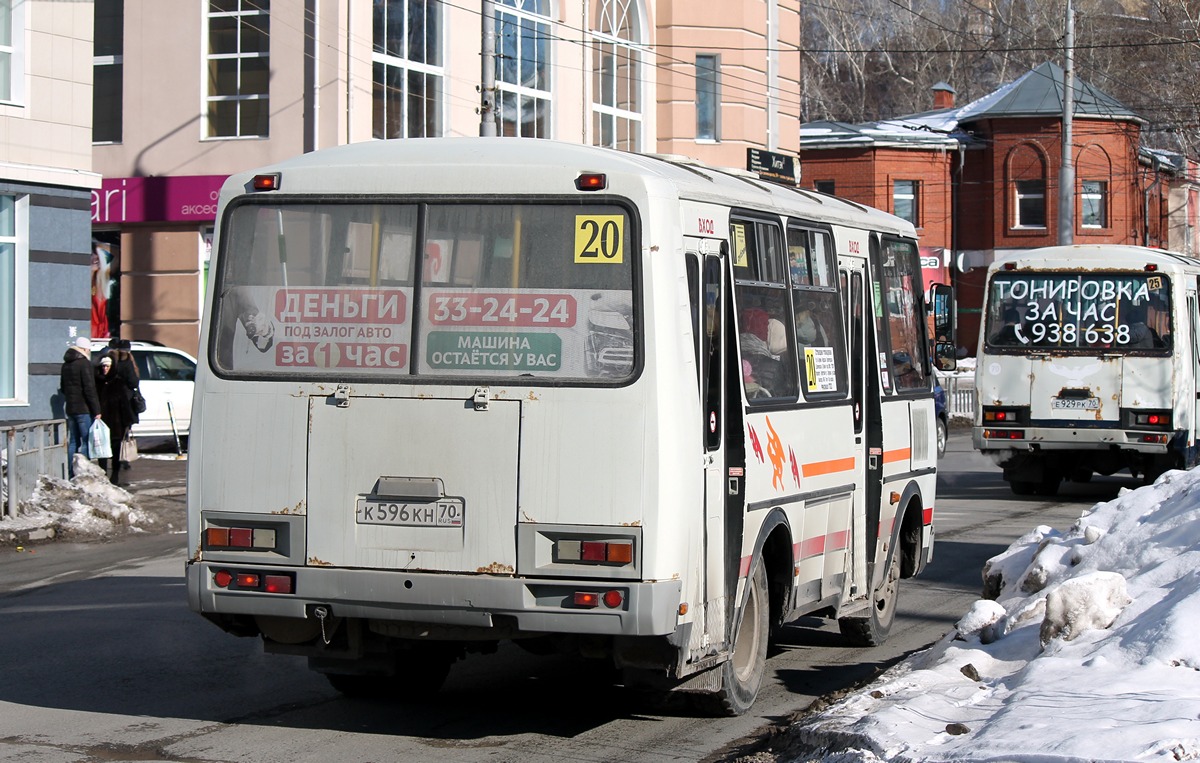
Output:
95,349,138,485
60,336,100,478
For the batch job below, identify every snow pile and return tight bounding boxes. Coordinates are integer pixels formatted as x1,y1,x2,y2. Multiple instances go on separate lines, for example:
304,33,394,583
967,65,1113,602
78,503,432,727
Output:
790,468,1200,762
0,455,152,541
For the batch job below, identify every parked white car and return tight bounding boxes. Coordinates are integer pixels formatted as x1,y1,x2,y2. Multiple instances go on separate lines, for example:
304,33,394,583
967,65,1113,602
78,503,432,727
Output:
126,342,195,440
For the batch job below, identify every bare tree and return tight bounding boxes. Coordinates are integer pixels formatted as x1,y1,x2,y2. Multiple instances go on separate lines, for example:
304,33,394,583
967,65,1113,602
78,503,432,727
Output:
802,0,1200,156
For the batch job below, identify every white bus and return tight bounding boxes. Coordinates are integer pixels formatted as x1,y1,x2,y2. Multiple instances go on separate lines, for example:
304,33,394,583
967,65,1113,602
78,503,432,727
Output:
974,244,1199,495
186,138,950,715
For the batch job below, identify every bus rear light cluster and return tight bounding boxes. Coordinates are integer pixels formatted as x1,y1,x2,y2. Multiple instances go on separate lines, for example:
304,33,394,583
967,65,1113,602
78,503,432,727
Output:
212,568,294,594
983,408,1023,423
206,526,277,551
556,539,634,565
984,429,1025,440
1133,412,1171,428
572,590,625,609
1140,434,1169,444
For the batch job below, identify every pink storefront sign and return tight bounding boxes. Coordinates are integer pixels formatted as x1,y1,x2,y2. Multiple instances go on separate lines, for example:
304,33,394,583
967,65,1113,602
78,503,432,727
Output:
91,175,228,224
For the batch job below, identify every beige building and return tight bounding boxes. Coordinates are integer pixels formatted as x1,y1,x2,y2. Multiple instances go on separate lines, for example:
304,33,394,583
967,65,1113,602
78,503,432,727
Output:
92,0,802,356
0,0,101,425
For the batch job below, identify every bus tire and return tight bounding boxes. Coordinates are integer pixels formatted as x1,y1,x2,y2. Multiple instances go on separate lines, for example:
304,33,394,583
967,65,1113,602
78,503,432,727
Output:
706,563,769,716
839,548,901,647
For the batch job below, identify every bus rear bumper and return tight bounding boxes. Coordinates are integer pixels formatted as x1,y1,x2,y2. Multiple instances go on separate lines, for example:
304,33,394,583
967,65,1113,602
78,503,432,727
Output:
973,426,1172,454
186,561,683,638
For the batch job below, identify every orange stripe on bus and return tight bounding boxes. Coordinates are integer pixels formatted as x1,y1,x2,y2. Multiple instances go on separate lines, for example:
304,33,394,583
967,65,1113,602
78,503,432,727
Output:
802,456,856,477
739,555,752,578
882,447,911,463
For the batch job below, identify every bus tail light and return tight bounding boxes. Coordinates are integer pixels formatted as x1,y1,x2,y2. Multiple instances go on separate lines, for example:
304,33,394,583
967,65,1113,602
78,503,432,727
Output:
556,539,635,565
984,429,1025,440
1134,412,1171,428
212,568,294,594
982,407,1024,423
205,525,277,551
1141,434,1169,444
572,590,625,608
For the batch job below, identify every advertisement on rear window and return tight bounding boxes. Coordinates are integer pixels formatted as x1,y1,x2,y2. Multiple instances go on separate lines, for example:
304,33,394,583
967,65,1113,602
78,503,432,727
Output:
220,285,412,372
985,273,1172,352
419,288,632,378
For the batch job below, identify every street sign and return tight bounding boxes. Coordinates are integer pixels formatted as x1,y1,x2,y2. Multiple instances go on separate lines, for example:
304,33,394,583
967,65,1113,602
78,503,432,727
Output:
746,148,798,186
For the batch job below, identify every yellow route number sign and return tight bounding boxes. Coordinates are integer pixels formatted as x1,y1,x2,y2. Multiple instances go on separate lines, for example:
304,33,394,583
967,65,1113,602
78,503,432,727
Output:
574,215,624,264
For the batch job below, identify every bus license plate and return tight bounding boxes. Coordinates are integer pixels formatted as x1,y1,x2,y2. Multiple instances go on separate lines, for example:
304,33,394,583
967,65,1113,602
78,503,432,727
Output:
356,498,464,527
1052,397,1099,410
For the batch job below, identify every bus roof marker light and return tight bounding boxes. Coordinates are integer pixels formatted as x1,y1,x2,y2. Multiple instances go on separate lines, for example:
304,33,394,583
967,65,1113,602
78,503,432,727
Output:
575,172,607,191
1145,263,1158,272
251,173,281,192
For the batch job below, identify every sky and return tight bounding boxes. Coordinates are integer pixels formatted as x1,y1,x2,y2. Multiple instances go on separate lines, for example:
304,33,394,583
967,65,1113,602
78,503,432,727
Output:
786,462,1200,762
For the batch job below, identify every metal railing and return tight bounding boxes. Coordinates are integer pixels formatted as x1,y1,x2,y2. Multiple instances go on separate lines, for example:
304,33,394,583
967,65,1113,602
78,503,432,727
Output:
941,376,977,419
2,420,68,519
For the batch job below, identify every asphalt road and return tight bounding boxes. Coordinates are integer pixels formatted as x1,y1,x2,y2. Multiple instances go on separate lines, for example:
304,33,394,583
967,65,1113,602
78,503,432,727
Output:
0,430,1134,763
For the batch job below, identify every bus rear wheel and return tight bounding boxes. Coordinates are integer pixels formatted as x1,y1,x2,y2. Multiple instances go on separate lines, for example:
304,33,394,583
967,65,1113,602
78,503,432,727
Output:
705,563,769,716
839,549,900,647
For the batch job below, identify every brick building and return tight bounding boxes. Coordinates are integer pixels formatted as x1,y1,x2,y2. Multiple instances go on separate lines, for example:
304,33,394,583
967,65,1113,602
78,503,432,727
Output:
800,63,1199,353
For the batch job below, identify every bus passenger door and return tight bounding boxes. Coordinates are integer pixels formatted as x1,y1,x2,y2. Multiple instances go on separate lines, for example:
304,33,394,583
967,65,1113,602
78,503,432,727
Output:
841,262,879,593
693,252,736,623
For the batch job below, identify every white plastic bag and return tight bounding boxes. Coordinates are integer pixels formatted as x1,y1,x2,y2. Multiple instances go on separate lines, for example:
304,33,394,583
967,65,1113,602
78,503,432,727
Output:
89,418,112,460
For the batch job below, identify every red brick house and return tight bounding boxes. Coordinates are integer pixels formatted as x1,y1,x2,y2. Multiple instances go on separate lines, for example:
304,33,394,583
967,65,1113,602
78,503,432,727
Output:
800,63,1199,353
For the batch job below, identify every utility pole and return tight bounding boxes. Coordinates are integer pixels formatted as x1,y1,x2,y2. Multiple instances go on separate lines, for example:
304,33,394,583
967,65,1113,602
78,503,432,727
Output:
1058,0,1075,245
480,0,498,136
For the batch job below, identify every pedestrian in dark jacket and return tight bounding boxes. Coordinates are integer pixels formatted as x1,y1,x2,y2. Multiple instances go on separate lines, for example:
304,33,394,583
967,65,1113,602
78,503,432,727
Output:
60,336,100,477
95,349,139,485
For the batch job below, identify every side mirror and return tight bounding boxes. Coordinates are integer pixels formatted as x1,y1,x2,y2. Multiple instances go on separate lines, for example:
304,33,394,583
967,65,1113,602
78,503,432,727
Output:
931,283,956,371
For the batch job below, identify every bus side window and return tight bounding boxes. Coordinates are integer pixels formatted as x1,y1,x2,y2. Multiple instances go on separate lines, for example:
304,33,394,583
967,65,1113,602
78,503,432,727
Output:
733,216,797,402
787,225,848,398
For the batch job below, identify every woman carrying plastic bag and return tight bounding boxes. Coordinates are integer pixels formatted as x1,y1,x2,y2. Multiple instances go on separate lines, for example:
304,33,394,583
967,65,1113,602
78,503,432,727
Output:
89,417,113,460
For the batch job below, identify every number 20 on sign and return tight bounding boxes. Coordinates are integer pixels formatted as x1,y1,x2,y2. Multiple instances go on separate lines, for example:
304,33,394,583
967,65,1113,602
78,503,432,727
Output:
575,215,624,264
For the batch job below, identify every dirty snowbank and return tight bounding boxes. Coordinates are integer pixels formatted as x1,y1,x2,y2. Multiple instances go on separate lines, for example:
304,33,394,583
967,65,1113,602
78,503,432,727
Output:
0,455,154,542
786,467,1200,762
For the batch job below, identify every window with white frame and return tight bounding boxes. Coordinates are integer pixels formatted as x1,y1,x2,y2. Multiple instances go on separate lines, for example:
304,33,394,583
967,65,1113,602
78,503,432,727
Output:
0,0,25,104
1015,179,1046,228
893,179,918,225
0,195,26,402
93,0,123,143
373,0,443,139
495,0,552,138
696,54,720,141
205,0,269,139
591,0,642,152
1081,180,1107,228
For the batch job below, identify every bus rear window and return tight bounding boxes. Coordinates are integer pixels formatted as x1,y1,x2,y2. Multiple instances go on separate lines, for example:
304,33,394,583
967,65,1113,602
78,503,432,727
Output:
985,273,1171,352
212,201,636,381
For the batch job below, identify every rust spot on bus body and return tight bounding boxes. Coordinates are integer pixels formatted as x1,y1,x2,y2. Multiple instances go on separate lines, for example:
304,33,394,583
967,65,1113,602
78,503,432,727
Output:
476,562,515,574
308,557,333,566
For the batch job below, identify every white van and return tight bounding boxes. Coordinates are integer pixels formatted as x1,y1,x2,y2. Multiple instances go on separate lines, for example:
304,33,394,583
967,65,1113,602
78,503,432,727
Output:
974,245,1200,494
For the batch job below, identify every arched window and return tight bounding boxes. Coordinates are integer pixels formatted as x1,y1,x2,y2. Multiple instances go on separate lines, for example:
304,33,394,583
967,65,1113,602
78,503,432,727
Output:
1008,144,1047,229
496,0,552,138
591,0,643,151
372,0,444,139
1077,144,1112,229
